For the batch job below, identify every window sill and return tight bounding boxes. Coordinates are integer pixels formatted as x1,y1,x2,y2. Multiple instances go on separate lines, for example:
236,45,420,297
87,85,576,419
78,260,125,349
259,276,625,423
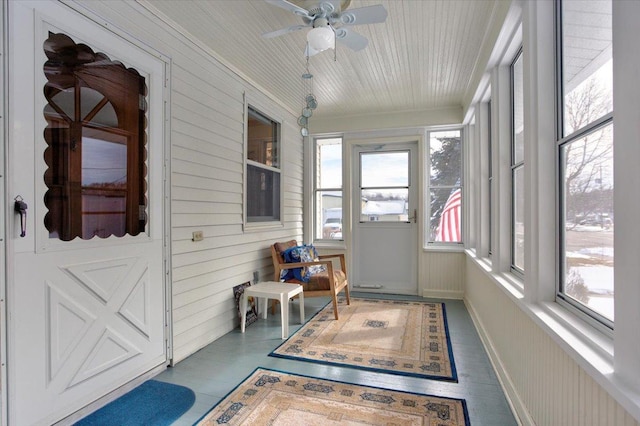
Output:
524,303,640,421
312,240,347,250
534,301,613,368
243,222,283,233
423,243,466,253
467,251,524,299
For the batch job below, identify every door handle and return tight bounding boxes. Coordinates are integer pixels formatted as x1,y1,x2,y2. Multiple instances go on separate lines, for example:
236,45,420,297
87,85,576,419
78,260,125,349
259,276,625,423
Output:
14,195,28,237
408,209,416,223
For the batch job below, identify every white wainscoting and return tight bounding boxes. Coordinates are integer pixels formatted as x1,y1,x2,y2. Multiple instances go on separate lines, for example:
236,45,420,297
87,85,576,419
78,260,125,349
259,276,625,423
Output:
465,257,640,426
75,0,304,363
420,250,465,299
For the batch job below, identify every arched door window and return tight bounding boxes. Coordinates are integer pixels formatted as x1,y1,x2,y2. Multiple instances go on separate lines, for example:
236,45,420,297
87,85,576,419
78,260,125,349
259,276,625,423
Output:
43,32,147,240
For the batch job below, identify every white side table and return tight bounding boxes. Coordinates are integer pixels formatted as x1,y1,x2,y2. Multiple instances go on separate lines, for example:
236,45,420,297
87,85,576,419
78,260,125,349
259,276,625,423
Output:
240,281,305,339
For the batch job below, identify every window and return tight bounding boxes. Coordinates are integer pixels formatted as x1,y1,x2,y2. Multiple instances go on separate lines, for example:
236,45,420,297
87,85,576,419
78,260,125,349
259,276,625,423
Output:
511,49,525,273
557,0,613,324
246,106,281,223
313,137,343,240
428,130,462,243
43,32,147,240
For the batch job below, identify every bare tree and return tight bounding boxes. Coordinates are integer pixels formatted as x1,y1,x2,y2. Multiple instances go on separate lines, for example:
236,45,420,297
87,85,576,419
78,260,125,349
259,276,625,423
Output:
563,77,613,226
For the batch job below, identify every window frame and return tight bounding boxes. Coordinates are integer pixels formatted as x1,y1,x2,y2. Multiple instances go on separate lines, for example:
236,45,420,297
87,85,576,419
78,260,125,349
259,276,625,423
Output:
426,128,464,246
510,47,525,276
244,103,283,228
555,0,614,329
312,136,344,242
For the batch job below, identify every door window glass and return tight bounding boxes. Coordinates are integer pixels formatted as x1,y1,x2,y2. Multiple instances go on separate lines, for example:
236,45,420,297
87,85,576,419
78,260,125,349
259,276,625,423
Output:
359,151,410,223
43,32,147,240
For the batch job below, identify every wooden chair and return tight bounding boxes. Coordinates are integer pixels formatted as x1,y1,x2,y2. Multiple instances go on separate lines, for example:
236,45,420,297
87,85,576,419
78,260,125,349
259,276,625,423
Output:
271,240,351,320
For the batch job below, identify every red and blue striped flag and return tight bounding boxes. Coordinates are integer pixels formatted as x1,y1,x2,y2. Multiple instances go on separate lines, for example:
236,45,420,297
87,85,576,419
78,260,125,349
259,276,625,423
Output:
436,188,461,242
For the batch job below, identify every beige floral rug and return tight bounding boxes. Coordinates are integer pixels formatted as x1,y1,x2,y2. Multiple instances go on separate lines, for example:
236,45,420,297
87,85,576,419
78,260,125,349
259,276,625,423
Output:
270,298,457,381
197,368,469,425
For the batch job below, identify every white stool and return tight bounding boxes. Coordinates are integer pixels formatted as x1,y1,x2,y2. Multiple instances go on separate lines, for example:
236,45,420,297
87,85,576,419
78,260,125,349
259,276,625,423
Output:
240,281,305,339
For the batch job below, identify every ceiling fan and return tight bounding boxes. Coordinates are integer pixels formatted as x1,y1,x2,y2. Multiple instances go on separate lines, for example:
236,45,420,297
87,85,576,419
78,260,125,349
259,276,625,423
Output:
262,0,388,56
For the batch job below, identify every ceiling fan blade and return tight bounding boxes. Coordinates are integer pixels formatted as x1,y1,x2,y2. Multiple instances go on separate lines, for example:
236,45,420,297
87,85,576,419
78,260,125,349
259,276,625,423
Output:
338,4,388,26
264,0,311,18
334,28,368,51
262,24,309,39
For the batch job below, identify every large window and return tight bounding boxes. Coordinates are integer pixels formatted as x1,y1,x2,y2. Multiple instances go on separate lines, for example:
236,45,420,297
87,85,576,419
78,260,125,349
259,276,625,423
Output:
428,130,462,244
511,49,525,273
313,137,343,240
246,106,281,223
43,32,147,240
557,0,613,324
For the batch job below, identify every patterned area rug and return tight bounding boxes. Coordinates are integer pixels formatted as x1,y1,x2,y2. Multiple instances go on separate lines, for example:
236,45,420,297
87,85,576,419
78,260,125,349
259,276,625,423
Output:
270,298,457,381
197,368,469,425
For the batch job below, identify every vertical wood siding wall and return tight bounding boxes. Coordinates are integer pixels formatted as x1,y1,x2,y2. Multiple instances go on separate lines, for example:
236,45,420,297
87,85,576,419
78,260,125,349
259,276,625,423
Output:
420,251,465,299
465,258,640,426
81,1,304,363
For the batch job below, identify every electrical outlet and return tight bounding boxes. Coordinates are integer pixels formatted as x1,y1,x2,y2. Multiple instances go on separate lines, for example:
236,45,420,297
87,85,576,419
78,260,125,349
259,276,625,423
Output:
192,231,204,242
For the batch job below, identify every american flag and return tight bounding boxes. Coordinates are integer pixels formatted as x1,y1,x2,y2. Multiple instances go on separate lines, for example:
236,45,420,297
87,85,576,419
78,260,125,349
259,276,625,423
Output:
436,188,461,242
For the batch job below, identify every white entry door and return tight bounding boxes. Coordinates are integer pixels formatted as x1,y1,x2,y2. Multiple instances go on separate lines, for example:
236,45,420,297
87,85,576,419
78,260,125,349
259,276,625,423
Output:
6,2,167,424
352,141,418,295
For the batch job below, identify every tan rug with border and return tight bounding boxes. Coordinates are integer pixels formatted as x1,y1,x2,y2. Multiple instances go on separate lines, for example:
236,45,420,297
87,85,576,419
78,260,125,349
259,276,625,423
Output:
196,368,469,425
270,297,457,381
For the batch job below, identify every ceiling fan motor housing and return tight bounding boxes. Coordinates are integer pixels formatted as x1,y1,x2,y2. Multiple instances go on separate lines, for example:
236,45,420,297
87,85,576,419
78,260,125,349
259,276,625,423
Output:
313,17,331,29
262,0,387,53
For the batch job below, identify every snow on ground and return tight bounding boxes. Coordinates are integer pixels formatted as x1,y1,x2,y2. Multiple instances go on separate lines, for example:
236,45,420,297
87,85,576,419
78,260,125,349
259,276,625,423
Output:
567,241,613,320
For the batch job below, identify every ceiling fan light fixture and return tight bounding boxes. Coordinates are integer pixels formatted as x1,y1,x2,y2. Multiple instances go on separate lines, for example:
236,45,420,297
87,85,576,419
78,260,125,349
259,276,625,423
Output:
307,26,334,52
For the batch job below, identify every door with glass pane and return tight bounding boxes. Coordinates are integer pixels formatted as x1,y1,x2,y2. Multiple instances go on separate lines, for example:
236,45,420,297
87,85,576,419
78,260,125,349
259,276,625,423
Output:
352,142,418,295
7,2,167,424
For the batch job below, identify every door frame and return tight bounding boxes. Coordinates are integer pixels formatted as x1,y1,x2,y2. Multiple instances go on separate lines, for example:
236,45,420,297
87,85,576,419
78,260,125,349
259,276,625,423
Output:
1,1,173,423
346,135,423,295
1,2,8,423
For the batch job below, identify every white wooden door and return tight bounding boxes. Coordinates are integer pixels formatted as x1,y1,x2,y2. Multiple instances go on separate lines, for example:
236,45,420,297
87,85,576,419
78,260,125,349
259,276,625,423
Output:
352,141,419,295
6,2,167,424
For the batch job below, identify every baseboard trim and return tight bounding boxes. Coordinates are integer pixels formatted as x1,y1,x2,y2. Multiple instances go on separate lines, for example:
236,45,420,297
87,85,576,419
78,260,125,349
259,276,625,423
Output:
421,289,464,299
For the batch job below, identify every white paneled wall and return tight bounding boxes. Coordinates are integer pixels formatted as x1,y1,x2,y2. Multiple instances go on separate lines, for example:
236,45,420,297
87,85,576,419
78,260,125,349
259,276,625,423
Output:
78,1,304,363
420,251,465,299
465,258,640,426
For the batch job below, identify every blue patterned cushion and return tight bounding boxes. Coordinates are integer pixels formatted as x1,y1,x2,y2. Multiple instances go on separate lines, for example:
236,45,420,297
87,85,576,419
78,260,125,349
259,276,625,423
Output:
280,245,311,282
306,245,327,276
280,244,326,282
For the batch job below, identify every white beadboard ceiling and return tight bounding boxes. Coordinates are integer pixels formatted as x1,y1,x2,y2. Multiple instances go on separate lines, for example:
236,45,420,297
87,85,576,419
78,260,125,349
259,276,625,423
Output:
142,0,505,122
141,0,610,125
